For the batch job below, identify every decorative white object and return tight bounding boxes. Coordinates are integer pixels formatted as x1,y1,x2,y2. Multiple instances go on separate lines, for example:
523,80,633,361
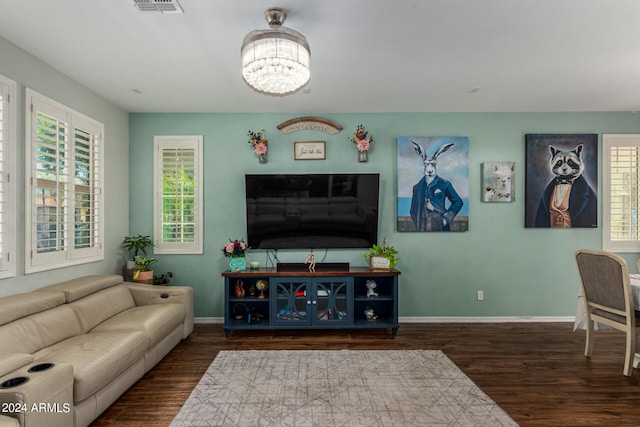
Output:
241,8,310,95
366,280,378,297
305,250,316,272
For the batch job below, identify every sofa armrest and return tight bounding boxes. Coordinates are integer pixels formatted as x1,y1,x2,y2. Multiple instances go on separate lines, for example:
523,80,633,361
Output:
0,362,73,427
125,283,194,338
0,354,34,379
0,415,18,427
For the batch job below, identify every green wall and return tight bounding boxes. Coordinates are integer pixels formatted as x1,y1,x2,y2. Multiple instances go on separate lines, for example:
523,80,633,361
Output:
130,112,640,319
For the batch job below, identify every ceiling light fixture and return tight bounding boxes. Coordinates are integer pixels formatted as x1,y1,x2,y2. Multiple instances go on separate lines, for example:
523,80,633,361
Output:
241,8,311,95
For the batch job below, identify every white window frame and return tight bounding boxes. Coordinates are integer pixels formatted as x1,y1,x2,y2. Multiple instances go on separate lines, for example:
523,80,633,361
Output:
603,134,640,252
0,75,17,279
153,135,203,254
25,89,104,273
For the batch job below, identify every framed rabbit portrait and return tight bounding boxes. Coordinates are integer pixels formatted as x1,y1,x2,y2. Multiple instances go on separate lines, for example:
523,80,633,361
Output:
397,136,469,232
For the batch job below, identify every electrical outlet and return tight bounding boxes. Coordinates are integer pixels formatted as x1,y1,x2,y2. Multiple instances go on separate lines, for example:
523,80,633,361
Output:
477,290,484,301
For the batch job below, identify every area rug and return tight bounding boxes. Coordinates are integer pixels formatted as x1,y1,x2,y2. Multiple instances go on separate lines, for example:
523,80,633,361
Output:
170,350,517,427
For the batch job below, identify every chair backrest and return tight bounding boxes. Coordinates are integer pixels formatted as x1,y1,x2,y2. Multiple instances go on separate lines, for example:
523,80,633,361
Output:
575,249,633,324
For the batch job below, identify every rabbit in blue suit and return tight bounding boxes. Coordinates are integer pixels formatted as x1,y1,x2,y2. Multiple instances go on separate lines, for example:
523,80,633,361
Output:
409,141,463,231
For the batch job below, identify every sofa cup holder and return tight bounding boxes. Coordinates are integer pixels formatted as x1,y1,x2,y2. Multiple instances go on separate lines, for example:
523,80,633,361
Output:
28,363,55,373
1,376,29,389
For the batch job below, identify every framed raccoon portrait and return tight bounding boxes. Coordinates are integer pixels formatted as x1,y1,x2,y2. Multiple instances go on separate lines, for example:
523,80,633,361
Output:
524,133,598,228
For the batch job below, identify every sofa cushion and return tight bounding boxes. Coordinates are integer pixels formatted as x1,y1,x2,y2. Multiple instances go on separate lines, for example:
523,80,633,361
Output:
37,274,124,302
0,291,66,326
68,285,136,333
0,305,82,354
32,330,150,403
91,303,186,347
0,352,34,377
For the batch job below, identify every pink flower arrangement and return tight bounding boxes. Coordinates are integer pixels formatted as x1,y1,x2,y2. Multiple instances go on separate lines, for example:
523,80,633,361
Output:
357,139,370,152
349,124,373,152
222,239,249,258
248,130,268,156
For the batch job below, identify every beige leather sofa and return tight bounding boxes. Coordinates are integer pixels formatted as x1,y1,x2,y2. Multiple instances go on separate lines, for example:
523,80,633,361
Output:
0,275,193,427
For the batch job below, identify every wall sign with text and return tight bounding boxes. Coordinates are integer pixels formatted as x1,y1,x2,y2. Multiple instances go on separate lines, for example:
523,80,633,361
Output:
294,141,326,160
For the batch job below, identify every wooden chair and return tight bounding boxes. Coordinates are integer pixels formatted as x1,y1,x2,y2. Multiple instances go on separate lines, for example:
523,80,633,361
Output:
575,249,640,376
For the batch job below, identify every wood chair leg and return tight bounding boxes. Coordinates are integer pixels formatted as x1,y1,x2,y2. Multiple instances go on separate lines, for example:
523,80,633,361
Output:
623,329,636,376
584,320,594,357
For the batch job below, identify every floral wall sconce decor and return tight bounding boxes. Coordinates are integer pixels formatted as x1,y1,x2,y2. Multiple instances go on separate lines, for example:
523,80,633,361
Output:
248,130,268,163
349,124,374,162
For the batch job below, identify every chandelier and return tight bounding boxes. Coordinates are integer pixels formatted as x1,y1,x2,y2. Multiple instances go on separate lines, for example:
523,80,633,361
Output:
241,8,311,95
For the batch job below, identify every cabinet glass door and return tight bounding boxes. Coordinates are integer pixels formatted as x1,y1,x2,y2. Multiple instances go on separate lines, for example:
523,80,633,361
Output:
314,279,351,325
273,279,311,326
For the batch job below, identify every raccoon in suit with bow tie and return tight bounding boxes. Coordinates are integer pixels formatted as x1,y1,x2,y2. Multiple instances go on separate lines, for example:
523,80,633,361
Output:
535,144,597,228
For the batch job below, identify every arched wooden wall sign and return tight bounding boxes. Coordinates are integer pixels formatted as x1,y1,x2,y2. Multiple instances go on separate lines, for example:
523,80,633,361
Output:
277,116,343,135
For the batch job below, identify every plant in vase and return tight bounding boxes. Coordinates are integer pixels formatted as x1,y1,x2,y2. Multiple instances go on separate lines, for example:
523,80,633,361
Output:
248,130,268,163
132,256,157,284
153,271,173,286
348,124,374,162
222,239,249,271
122,234,155,268
364,237,399,270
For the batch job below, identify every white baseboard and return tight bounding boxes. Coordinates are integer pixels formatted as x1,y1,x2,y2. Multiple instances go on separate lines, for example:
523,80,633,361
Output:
195,317,224,324
399,316,575,323
194,316,575,325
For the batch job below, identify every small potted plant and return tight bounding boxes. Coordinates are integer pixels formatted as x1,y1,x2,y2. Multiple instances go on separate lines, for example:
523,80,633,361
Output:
364,237,399,270
132,256,157,284
153,272,174,286
122,234,155,269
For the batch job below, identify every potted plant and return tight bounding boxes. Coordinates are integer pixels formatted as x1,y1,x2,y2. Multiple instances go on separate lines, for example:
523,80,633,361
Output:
122,234,155,269
132,256,157,284
364,238,399,270
153,272,174,286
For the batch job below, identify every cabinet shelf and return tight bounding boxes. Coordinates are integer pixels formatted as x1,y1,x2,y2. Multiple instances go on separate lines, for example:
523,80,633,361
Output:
230,297,268,303
354,296,393,302
222,267,400,337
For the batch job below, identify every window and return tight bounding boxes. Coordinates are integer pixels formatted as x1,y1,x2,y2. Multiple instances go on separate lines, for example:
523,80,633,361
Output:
153,135,203,254
25,89,104,273
0,75,16,279
603,134,640,252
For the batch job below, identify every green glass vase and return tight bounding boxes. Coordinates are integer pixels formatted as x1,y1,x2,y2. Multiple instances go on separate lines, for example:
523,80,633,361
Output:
229,257,247,272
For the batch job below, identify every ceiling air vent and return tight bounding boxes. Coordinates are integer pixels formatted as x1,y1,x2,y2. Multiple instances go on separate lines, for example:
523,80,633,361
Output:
133,0,184,14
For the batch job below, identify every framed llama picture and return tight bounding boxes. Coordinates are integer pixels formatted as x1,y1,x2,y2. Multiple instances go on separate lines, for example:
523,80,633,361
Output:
482,162,515,203
524,133,598,228
397,136,469,232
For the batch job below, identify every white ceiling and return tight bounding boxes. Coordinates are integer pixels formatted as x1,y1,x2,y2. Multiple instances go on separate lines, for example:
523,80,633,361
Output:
2,0,640,113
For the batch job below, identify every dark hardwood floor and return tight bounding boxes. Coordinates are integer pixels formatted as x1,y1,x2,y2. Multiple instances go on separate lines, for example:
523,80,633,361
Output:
90,323,640,426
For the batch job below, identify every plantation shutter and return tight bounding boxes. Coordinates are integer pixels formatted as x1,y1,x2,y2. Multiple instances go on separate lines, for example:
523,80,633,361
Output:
603,134,640,252
0,76,16,277
31,100,71,266
154,136,203,254
26,89,104,272
72,117,102,259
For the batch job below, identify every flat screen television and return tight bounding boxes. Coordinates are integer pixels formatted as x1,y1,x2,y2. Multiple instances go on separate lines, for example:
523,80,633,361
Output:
245,173,379,249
